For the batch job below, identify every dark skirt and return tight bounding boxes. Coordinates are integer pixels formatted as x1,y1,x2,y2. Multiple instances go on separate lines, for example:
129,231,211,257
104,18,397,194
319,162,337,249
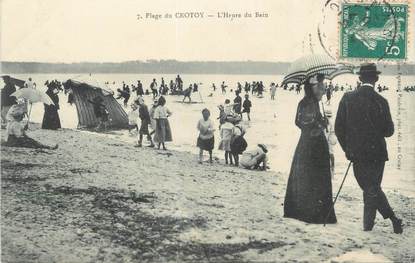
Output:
42,105,61,130
139,119,150,135
231,136,247,154
284,133,337,224
4,135,50,149
197,136,214,151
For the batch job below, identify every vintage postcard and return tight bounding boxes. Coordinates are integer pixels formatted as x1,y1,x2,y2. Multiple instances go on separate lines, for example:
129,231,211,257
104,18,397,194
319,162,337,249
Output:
1,0,414,262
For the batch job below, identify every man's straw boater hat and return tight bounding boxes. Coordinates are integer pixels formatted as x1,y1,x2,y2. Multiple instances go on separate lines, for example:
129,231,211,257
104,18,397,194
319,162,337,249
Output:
357,63,381,75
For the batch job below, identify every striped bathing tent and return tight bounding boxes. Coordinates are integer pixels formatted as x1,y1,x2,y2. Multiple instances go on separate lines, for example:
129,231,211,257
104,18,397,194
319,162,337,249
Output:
63,78,129,129
282,54,355,85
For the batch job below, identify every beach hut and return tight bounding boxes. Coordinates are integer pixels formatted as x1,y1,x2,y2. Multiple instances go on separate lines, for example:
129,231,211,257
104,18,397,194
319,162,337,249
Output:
63,78,129,129
1,75,25,88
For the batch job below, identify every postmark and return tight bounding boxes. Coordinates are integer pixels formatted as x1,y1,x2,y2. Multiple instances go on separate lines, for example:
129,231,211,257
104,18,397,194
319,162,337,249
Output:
340,2,409,60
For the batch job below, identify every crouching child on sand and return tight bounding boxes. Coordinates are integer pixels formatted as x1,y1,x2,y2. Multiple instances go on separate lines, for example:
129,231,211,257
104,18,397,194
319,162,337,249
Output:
3,104,58,150
197,108,215,164
240,144,268,170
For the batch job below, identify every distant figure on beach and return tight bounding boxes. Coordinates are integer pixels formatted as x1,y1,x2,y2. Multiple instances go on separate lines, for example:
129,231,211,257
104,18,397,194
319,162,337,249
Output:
257,81,264,97
233,91,242,116
212,83,216,92
136,97,155,148
295,84,301,94
326,84,332,105
175,75,183,91
193,83,199,92
335,63,403,234
242,94,252,121
136,80,144,96
3,104,58,150
284,74,337,224
153,96,172,150
244,82,250,93
183,84,192,102
42,82,61,130
240,144,268,170
116,85,131,107
88,96,109,131
1,76,17,126
221,81,227,94
150,79,158,99
270,83,277,100
169,80,175,94
24,77,36,89
197,108,215,164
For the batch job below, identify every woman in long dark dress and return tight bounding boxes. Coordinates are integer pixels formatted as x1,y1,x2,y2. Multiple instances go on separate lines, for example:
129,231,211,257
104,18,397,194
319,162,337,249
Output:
42,83,61,130
283,76,337,224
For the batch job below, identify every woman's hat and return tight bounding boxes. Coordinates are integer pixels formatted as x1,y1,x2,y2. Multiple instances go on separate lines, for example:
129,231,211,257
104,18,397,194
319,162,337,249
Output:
258,144,268,153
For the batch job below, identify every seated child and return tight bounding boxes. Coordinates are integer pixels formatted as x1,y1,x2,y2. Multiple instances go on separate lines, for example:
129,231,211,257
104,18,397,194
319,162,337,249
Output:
3,104,58,150
240,144,268,170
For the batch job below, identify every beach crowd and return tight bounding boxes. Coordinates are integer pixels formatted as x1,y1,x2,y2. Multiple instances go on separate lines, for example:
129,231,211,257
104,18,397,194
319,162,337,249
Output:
1,62,408,234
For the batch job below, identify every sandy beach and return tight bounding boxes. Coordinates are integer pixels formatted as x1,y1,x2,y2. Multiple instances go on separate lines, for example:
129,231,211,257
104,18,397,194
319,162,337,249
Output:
1,126,414,262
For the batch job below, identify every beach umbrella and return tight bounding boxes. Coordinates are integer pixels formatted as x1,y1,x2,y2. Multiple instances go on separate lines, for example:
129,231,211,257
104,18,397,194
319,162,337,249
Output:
11,88,54,125
282,54,355,85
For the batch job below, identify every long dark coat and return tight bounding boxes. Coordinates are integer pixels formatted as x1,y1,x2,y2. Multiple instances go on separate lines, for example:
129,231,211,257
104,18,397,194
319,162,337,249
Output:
335,85,394,161
42,89,61,130
284,97,337,224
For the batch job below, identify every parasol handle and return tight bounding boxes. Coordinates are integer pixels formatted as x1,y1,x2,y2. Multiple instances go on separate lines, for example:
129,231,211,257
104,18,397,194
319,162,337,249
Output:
26,103,33,126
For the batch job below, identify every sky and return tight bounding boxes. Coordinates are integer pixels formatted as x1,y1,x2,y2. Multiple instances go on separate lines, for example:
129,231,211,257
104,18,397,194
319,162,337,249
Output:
1,0,414,63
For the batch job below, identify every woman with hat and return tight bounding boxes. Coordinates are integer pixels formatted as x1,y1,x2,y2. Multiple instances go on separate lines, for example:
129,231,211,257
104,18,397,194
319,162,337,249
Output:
42,81,61,130
3,104,58,149
283,74,337,224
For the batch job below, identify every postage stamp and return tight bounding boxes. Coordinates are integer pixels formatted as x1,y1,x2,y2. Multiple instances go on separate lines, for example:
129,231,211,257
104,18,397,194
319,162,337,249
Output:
339,1,409,60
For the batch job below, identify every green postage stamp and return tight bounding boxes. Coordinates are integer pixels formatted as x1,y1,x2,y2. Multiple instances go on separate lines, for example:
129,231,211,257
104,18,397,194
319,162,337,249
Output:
340,1,409,60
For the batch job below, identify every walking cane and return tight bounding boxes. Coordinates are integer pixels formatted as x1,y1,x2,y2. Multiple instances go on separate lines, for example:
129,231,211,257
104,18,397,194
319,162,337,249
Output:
324,161,352,226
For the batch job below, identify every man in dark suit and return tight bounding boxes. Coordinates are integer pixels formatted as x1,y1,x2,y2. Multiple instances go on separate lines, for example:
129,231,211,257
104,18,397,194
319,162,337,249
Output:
335,63,403,234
